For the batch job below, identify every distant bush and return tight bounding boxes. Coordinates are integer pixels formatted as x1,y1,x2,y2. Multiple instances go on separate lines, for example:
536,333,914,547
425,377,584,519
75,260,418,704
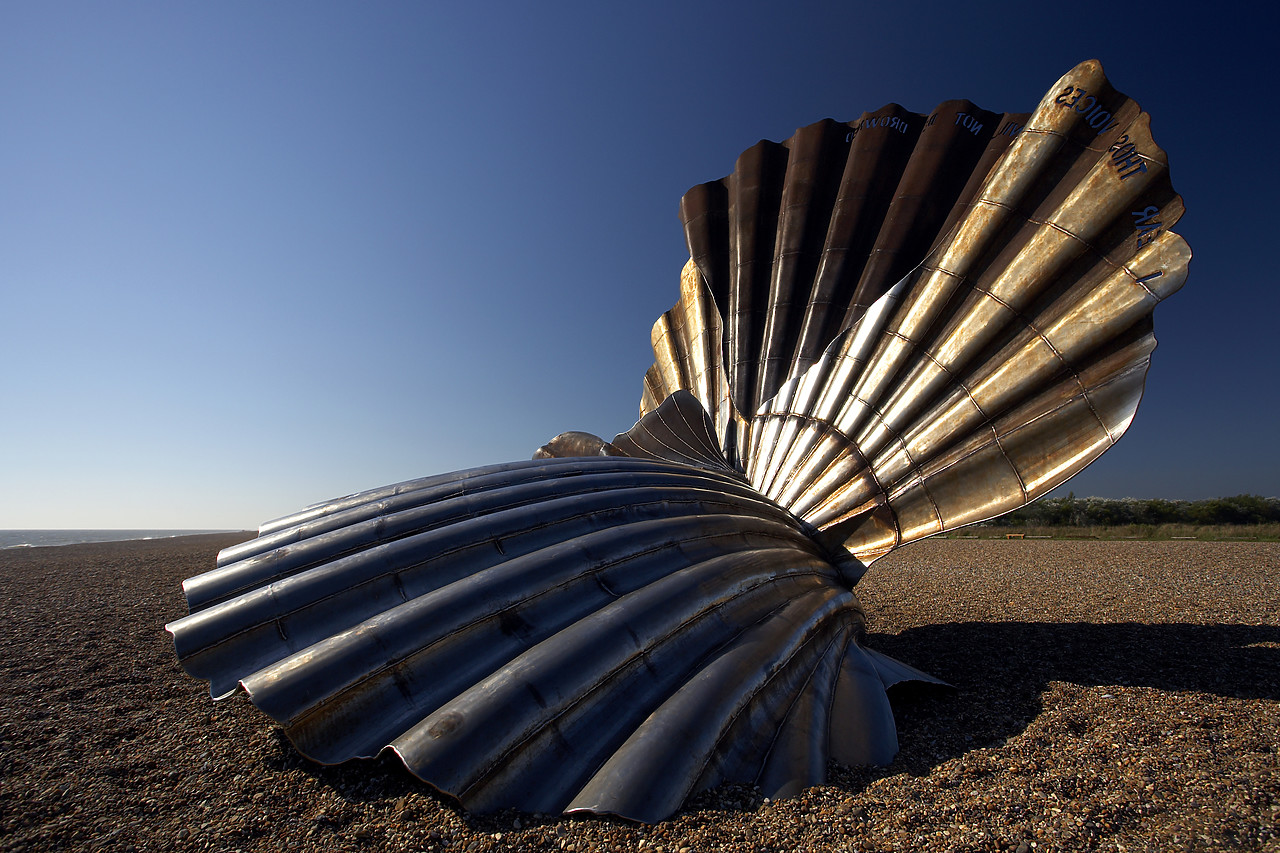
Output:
984,494,1280,528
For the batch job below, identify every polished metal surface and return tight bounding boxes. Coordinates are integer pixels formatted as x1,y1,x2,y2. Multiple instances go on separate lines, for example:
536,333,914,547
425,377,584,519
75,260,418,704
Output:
169,448,921,822
170,60,1186,822
647,59,1188,562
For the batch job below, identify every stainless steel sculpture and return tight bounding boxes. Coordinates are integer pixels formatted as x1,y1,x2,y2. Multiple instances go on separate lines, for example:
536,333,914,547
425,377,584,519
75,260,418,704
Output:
168,60,1187,823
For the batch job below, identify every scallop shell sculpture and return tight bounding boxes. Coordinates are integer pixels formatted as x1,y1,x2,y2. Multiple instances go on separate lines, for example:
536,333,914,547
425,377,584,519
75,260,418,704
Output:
168,60,1187,823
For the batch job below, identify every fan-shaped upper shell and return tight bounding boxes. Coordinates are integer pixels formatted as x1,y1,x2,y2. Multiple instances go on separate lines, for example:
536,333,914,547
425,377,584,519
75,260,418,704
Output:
643,59,1188,562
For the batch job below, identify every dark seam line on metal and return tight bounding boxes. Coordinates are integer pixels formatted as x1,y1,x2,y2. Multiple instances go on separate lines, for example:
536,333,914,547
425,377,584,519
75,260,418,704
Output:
1025,316,1087,398
882,498,905,556
996,381,1111,448
1120,261,1164,299
628,424,703,468
755,415,801,495
756,423,800,499
774,413,842,502
967,280,1022,319
200,494,811,649
1076,380,1116,444
642,373,665,412
913,343,1031,505
749,626,849,788
1085,359,1149,444
756,412,882,520
647,415,723,470
211,472,767,603
824,626,858,746
252,461,563,535
671,400,726,470
698,597,854,789
629,590,804,806
1032,216,1117,287
392,572,410,603
848,396,919,507
904,471,945,535
654,405,720,468
281,532,827,729
296,458,693,520
991,424,1031,505
456,566,840,800
656,323,690,392
900,415,1023,492
881,328,917,348
744,420,774,486
695,398,731,465
968,197,1015,217
982,314,1074,503
1035,211,1165,309
757,419,820,503
566,593,791,814
766,418,807,495
674,316,696,392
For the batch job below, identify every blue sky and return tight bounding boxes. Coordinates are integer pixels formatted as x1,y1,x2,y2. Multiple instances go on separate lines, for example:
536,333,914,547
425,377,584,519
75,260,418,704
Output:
2,2,1274,529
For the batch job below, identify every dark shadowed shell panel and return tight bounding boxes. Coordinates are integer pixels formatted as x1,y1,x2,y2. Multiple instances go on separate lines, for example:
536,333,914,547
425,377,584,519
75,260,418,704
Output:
675,102,1031,429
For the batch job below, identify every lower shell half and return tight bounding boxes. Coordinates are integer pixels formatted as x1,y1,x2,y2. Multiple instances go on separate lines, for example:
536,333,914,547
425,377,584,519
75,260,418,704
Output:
166,455,941,823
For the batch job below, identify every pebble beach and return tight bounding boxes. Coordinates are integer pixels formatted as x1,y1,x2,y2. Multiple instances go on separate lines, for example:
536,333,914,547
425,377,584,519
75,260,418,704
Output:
1,533,1276,852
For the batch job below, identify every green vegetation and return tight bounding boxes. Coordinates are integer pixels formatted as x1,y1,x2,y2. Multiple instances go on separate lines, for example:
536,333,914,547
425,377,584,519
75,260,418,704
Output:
955,494,1280,541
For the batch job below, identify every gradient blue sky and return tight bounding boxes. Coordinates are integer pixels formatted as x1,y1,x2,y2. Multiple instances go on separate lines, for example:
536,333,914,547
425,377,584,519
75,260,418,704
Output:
2,2,1274,529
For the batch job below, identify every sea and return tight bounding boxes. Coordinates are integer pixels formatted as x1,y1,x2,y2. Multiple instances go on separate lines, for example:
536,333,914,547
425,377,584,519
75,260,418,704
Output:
0,530,236,549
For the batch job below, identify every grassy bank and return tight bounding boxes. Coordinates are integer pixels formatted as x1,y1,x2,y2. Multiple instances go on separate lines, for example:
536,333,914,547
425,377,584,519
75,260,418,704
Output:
951,522,1280,541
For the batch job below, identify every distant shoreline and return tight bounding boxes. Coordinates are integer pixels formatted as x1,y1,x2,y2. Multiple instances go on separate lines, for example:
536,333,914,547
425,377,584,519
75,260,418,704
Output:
0,529,250,549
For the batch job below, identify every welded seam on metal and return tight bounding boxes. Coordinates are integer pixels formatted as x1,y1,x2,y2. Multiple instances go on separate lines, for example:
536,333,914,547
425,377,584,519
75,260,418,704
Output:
1083,358,1151,445
453,564,840,803
690,595,855,793
652,402,722,469
748,625,850,789
242,458,721,559
626,422,706,469
908,344,1032,510
748,411,880,506
665,396,729,471
184,489,816,652
203,468,773,606
279,536,829,734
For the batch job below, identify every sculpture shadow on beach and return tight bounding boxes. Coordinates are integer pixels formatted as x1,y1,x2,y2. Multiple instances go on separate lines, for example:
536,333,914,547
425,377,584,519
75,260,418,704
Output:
866,620,1280,774
259,620,1278,823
